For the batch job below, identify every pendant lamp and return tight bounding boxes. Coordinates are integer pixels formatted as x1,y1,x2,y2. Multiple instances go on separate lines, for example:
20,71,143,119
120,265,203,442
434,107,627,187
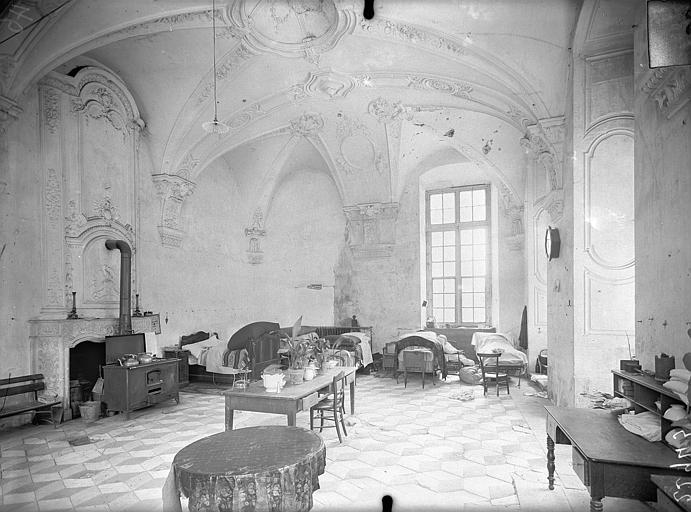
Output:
202,0,229,134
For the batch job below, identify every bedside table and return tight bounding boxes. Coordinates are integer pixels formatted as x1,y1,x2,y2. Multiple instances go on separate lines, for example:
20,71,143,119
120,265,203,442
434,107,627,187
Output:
163,347,190,387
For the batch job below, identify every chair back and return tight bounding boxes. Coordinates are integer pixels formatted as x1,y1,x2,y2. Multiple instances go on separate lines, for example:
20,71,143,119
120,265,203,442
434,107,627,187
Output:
402,350,426,372
332,371,346,406
477,352,501,379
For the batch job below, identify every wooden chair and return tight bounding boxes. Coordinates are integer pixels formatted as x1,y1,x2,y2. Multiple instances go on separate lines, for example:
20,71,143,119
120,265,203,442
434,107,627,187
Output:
310,371,348,443
444,351,465,387
477,352,510,396
397,350,435,388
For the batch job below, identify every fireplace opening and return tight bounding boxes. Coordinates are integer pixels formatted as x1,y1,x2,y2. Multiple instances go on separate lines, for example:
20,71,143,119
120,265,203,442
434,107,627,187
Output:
69,341,105,418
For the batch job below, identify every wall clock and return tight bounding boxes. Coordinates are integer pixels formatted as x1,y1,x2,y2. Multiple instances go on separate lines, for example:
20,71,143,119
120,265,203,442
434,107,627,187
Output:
545,226,560,261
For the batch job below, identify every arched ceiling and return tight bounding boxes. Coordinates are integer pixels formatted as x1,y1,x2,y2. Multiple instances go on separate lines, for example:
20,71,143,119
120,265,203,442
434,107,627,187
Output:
1,0,587,207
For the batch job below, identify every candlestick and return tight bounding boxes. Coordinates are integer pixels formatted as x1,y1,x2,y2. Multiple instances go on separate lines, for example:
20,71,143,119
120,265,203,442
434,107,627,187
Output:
67,291,79,319
133,293,142,317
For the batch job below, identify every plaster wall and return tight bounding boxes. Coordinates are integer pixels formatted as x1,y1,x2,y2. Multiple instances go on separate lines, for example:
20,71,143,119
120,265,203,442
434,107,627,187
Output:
0,90,43,379
633,9,691,369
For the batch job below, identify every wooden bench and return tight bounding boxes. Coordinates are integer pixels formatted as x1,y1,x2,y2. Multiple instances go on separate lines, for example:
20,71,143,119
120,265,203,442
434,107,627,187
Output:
0,374,63,428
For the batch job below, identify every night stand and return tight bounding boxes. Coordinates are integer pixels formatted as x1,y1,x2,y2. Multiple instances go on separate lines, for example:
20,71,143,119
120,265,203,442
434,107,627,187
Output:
163,347,190,387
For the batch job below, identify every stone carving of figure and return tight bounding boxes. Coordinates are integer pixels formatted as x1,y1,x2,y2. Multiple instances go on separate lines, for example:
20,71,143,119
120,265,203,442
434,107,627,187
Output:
91,264,118,301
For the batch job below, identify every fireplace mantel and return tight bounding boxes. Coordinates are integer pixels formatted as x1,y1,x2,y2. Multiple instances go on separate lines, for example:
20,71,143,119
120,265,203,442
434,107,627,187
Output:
29,317,119,413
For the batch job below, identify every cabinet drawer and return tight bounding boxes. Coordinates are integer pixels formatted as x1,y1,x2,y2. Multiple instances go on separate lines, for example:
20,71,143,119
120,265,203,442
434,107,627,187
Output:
572,447,589,487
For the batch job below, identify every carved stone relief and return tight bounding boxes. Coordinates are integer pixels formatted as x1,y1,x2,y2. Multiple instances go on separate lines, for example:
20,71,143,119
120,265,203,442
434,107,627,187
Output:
43,88,60,134
335,111,384,175
367,97,412,124
343,202,399,258
289,112,324,137
245,208,267,265
152,173,196,247
641,68,690,120
407,76,473,100
505,204,525,251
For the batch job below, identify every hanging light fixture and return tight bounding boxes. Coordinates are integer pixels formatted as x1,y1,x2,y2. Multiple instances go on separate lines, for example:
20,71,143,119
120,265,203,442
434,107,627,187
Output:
202,0,229,134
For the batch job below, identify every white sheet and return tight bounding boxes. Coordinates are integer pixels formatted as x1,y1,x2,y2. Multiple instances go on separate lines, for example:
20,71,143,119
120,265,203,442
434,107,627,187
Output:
340,331,373,367
183,335,222,362
471,332,528,365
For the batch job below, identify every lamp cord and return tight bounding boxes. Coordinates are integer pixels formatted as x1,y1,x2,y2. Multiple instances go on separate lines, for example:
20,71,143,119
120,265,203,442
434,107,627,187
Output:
211,0,219,122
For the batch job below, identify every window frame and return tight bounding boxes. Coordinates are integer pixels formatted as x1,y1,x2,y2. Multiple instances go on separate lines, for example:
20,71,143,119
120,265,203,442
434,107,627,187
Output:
425,184,492,327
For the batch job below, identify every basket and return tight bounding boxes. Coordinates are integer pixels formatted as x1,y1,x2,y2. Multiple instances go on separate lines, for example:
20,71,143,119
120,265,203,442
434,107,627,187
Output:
78,401,101,422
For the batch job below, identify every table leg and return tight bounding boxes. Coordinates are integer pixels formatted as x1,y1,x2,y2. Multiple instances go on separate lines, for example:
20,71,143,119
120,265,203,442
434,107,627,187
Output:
547,435,555,490
288,413,296,427
226,409,234,431
350,380,355,415
589,498,603,512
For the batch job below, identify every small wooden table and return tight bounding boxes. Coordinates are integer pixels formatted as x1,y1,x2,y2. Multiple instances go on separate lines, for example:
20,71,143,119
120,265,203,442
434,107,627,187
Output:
163,426,326,512
545,406,687,511
224,366,357,430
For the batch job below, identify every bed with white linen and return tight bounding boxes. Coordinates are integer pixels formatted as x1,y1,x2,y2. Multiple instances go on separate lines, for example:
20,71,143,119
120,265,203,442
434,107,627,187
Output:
471,332,529,386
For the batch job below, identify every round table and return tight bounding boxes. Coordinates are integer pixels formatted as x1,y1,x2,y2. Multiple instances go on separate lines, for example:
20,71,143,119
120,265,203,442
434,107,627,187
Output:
169,426,326,512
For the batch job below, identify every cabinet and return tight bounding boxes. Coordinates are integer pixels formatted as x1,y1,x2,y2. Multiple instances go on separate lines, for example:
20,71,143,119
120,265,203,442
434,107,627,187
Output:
103,359,179,419
612,369,686,442
163,347,190,387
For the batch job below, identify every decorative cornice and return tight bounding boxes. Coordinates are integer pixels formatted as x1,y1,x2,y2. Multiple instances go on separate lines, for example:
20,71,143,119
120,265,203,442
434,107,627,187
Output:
407,75,473,100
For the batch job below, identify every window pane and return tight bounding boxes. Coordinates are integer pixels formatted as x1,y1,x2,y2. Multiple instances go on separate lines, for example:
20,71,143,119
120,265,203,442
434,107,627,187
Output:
443,279,455,293
474,309,486,323
461,292,473,306
473,260,486,276
431,247,443,262
443,207,455,224
432,262,443,276
433,294,443,307
443,262,455,276
473,277,485,291
461,308,473,322
460,230,473,244
459,190,472,207
460,261,473,276
459,206,472,222
443,309,455,323
433,307,444,320
430,194,442,210
443,231,456,246
431,232,443,246
432,280,443,293
473,189,485,205
430,209,442,224
460,246,472,261
461,278,473,292
445,294,455,308
443,247,455,261
473,245,485,260
473,205,486,221
474,294,485,308
473,228,486,244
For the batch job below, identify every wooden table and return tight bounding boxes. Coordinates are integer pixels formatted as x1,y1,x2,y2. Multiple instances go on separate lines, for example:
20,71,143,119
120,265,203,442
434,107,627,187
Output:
545,406,687,511
224,366,356,430
651,475,691,512
163,426,326,512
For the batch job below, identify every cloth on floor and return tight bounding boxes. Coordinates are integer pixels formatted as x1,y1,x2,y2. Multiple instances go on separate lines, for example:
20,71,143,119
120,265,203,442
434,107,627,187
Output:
449,390,475,401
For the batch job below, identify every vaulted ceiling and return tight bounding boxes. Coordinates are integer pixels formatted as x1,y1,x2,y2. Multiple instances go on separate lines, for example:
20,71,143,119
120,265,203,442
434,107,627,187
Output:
1,0,593,207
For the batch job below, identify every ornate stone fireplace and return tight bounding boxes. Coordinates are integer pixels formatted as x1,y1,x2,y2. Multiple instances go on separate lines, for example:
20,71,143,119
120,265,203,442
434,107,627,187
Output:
29,317,119,419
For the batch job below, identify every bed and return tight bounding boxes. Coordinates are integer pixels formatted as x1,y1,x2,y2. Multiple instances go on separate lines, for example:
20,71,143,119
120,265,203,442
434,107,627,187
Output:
180,321,283,384
180,323,374,384
471,332,529,386
394,331,481,381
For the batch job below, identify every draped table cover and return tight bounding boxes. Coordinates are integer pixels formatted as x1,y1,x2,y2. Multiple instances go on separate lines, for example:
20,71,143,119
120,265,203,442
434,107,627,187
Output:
163,426,326,512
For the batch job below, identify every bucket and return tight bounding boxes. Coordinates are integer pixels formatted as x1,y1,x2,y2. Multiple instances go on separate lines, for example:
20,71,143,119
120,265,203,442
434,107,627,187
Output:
79,401,101,422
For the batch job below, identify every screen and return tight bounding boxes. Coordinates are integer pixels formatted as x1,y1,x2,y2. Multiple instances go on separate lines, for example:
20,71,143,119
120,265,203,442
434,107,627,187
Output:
105,333,146,364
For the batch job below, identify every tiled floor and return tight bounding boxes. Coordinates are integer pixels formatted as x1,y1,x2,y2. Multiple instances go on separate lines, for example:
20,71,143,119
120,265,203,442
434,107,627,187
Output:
0,373,655,511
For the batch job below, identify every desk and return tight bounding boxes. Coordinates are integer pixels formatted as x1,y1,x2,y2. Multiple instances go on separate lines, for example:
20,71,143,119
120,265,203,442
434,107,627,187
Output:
545,406,687,511
163,426,326,512
224,367,356,430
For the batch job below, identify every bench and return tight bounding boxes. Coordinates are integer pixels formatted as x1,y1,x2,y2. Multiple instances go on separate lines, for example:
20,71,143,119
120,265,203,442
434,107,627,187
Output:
0,373,63,428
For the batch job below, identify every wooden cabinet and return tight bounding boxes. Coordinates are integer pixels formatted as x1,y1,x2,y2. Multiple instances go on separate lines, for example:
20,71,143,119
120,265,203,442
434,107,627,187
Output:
163,347,190,387
612,369,686,442
103,359,179,419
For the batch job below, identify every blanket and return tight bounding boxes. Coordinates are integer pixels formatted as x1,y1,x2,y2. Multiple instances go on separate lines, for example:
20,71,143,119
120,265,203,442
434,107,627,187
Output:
471,332,528,367
396,332,447,378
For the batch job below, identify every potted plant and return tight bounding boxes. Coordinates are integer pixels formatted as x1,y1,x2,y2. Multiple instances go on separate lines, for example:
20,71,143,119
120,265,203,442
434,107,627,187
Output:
284,317,310,384
312,337,329,374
